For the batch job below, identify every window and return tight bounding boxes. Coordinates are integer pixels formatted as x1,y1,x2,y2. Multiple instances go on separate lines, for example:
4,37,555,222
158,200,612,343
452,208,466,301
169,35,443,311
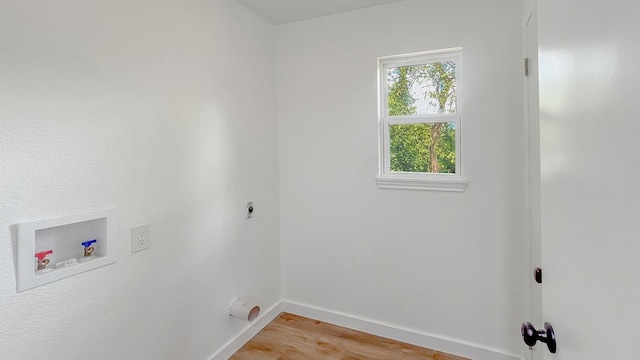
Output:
376,48,468,192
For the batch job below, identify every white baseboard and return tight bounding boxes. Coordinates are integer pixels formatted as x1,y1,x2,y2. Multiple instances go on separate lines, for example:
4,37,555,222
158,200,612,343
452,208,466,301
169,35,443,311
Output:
281,300,523,360
209,302,282,360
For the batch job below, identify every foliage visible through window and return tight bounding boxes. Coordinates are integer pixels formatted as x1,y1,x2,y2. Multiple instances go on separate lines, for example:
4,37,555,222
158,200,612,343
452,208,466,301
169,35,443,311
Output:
389,122,456,173
387,61,457,173
378,48,462,186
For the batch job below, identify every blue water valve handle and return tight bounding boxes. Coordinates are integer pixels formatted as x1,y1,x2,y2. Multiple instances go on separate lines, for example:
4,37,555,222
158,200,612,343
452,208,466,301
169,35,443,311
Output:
82,239,97,248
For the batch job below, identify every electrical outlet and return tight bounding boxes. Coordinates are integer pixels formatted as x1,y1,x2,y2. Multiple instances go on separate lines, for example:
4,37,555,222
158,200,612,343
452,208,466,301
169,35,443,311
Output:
131,225,151,253
246,201,254,219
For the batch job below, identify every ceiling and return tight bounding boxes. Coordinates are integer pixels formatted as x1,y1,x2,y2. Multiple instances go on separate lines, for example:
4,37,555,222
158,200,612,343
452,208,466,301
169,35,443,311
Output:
236,0,406,25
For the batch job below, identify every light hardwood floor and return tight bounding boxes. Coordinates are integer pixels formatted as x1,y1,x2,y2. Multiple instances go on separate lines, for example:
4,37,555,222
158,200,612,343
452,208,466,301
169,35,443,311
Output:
230,313,470,360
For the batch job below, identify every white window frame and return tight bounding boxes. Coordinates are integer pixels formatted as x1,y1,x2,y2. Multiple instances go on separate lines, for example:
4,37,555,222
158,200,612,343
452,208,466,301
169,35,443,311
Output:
376,48,468,192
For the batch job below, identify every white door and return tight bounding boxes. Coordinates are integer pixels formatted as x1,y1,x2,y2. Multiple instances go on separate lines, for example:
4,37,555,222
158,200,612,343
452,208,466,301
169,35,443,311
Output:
536,0,640,358
524,7,543,360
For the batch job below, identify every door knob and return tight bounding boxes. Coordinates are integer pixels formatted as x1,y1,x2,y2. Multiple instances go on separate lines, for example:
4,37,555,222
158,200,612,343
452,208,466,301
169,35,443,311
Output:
521,321,556,353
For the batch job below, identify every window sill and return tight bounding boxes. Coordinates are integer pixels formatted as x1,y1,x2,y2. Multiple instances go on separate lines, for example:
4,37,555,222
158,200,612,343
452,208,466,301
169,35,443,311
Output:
375,176,468,192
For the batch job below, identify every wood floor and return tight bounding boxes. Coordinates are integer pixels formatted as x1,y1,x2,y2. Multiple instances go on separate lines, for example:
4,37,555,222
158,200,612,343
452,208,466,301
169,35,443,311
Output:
230,313,470,360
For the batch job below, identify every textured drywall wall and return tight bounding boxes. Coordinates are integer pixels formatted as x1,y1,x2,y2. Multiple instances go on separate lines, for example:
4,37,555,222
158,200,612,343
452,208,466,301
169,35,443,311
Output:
0,0,280,359
277,0,529,357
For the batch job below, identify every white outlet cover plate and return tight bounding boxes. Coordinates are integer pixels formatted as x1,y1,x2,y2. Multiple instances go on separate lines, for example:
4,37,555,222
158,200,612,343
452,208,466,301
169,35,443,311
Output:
131,224,151,253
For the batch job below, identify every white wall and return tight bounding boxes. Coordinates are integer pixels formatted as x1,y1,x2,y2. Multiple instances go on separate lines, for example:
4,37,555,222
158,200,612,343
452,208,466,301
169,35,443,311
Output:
0,1,280,359
277,0,529,357
523,0,536,19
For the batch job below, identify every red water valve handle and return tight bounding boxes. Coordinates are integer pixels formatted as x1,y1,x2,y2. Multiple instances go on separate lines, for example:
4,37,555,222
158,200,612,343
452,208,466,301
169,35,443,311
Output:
35,250,53,260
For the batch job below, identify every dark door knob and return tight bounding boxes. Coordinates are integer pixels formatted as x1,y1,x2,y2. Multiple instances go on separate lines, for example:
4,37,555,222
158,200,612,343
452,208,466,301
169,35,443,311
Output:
521,321,556,353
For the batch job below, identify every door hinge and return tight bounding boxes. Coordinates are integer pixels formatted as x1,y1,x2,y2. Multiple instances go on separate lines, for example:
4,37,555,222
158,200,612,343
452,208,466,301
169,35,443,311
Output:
524,58,529,77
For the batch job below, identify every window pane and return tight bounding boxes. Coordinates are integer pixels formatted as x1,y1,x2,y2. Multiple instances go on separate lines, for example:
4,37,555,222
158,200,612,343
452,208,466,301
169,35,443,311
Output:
389,122,456,173
387,62,457,116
